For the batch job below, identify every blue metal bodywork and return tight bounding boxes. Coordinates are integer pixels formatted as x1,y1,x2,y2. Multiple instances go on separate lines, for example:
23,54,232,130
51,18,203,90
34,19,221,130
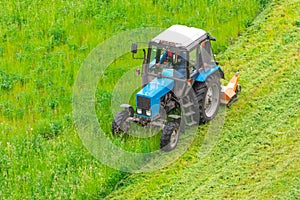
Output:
195,66,222,82
136,66,223,119
136,77,174,118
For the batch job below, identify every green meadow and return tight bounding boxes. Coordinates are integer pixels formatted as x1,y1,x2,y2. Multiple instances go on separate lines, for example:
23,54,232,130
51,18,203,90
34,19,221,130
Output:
2,0,299,199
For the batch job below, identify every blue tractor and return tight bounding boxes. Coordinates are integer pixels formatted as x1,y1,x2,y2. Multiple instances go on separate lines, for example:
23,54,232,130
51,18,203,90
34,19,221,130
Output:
112,25,224,151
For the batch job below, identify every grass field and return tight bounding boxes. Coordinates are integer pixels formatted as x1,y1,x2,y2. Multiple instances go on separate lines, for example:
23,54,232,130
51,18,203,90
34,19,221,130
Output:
2,0,299,199
104,0,300,199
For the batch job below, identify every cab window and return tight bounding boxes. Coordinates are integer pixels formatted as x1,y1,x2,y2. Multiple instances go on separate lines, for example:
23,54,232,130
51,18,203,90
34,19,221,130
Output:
199,39,215,67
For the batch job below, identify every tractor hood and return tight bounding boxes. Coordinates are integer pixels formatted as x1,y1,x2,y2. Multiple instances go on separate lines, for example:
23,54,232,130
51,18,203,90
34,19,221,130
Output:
136,77,174,118
137,77,174,99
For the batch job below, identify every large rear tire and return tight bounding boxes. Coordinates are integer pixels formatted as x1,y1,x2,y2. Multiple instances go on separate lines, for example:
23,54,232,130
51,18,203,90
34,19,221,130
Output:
160,122,180,152
194,74,221,124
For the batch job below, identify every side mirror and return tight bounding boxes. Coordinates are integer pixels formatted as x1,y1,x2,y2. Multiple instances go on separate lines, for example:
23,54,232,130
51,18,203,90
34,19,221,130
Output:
131,43,146,61
131,43,138,54
209,36,216,41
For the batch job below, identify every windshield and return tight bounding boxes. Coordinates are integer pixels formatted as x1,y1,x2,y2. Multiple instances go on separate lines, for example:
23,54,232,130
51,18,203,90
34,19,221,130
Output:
148,45,187,79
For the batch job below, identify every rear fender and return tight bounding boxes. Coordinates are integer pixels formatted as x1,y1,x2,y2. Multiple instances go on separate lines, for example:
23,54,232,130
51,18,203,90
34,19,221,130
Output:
120,104,134,117
195,66,224,82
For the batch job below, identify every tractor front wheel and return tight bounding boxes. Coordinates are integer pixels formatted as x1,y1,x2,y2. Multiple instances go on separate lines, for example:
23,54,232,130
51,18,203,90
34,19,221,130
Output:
112,110,130,135
160,122,180,152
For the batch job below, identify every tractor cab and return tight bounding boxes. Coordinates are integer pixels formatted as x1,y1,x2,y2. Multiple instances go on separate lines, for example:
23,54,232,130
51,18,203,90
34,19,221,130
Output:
144,25,219,81
130,25,223,91
146,40,217,81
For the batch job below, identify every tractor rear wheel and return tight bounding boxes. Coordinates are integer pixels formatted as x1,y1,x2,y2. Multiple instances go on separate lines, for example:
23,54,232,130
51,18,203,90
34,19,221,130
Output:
160,122,180,151
194,74,221,124
112,110,129,135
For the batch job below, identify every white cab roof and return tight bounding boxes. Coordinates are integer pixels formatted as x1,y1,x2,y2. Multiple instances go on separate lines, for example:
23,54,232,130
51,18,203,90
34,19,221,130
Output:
151,25,207,49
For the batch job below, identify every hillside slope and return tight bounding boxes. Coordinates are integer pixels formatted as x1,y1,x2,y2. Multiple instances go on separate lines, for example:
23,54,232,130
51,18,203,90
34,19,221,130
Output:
105,0,300,199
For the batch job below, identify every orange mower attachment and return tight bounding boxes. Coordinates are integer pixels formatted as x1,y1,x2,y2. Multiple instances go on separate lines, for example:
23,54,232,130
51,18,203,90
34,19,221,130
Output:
221,72,241,107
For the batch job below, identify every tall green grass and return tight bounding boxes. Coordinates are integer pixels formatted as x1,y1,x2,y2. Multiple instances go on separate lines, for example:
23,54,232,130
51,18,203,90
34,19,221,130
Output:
0,0,270,198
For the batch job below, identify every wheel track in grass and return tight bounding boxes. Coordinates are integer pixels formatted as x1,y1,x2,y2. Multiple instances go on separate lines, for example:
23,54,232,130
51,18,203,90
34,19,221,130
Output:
104,0,300,199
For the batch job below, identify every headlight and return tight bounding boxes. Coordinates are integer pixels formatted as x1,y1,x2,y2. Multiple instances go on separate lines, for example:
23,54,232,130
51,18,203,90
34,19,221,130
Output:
137,108,142,114
146,110,151,116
